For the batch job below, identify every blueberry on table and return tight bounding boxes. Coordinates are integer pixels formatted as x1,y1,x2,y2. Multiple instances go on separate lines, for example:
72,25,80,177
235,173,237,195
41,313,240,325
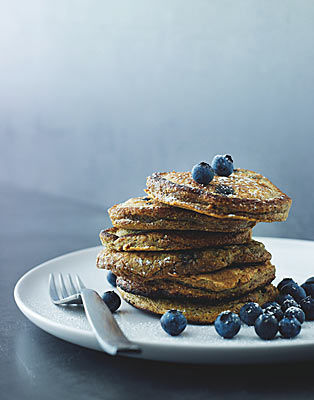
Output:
301,282,314,297
101,291,121,312
191,162,214,185
254,314,278,340
263,304,284,321
107,271,117,287
239,302,263,326
214,311,241,338
280,282,306,303
279,317,301,338
276,293,294,305
284,306,305,324
160,310,187,336
281,298,300,312
277,278,295,291
212,155,234,177
299,296,314,320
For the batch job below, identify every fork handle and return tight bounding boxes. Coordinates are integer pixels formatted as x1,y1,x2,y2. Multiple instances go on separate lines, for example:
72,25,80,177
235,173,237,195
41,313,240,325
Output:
80,288,141,356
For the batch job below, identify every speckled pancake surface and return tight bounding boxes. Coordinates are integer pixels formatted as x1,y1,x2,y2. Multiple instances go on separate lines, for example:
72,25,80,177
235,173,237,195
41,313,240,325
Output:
100,227,252,251
116,262,275,303
118,284,278,324
96,240,271,280
108,197,256,232
146,169,292,222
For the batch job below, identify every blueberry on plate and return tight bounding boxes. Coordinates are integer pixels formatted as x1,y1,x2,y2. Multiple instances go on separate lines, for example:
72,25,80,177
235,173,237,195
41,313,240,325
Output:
277,278,295,291
280,282,307,303
254,314,278,340
212,155,234,177
262,301,279,309
278,317,301,338
214,311,241,338
281,298,300,312
299,296,314,320
239,302,263,326
160,310,187,336
101,291,121,312
301,282,314,297
284,306,305,324
276,293,294,305
107,271,117,287
305,277,314,285
191,162,214,185
263,304,284,321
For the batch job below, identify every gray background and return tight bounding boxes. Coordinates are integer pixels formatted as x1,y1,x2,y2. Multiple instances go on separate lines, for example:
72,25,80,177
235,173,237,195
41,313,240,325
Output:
1,0,314,239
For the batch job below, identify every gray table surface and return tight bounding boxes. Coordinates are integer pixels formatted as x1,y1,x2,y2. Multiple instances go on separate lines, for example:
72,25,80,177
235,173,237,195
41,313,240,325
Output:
1,184,313,400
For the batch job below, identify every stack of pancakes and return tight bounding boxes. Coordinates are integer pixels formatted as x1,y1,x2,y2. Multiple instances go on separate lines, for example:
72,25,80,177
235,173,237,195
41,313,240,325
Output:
97,169,292,324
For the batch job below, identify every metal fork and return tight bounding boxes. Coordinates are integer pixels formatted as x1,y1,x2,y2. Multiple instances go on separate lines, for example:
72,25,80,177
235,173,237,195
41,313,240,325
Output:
49,273,141,356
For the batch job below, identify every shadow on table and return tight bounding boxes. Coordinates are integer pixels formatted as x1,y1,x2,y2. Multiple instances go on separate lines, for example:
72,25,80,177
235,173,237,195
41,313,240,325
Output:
13,325,314,400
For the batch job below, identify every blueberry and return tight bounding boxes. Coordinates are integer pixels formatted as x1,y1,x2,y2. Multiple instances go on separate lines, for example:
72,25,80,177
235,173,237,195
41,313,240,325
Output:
276,293,294,305
191,162,214,185
239,302,263,326
254,314,278,340
305,277,314,285
280,282,307,303
215,184,234,196
101,291,121,312
281,298,300,312
284,306,305,324
279,317,301,338
301,283,314,297
160,310,187,336
299,296,314,320
263,304,284,321
277,278,295,291
262,301,279,309
214,311,241,338
212,155,234,177
107,271,117,287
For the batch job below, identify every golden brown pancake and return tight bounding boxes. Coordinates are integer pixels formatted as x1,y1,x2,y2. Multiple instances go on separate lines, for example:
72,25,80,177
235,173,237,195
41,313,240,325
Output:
100,227,252,251
118,284,278,324
108,197,256,232
96,240,271,280
116,262,275,303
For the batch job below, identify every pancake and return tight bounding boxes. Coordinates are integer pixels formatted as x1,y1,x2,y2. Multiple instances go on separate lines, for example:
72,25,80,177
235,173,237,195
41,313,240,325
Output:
96,240,272,280
118,284,278,324
108,197,256,232
146,169,292,222
100,227,252,251
116,262,275,303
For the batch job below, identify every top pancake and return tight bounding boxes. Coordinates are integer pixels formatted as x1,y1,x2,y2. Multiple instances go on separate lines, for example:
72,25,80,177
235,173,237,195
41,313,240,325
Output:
108,197,256,232
146,169,292,222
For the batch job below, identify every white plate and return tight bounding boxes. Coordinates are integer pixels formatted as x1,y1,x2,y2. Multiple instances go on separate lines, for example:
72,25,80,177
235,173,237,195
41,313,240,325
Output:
14,237,314,364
